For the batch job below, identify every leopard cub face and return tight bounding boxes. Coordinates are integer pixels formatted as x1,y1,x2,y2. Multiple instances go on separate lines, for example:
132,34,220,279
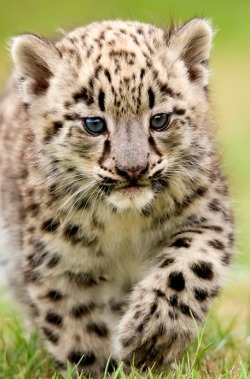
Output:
12,19,212,212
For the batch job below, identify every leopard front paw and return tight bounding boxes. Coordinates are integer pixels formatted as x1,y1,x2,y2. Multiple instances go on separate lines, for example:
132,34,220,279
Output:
113,286,193,370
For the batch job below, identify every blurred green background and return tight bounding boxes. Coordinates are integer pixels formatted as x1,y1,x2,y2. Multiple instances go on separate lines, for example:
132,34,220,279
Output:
0,0,249,271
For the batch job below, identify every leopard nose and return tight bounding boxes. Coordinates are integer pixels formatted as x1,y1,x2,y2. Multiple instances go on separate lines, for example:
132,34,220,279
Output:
116,164,149,180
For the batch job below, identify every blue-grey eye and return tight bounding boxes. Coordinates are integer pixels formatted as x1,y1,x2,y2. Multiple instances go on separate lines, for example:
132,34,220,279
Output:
150,113,170,131
83,117,106,135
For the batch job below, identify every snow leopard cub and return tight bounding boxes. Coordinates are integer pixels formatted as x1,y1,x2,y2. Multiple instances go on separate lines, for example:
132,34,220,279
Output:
0,18,234,377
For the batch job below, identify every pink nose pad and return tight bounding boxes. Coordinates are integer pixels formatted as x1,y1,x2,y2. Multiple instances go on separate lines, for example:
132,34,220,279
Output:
116,164,149,180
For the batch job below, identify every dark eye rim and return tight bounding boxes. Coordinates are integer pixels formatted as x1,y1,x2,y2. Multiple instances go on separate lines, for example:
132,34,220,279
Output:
82,117,107,136
150,113,171,132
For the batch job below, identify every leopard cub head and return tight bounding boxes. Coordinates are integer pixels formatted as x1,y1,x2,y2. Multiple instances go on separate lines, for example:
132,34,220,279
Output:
11,19,213,212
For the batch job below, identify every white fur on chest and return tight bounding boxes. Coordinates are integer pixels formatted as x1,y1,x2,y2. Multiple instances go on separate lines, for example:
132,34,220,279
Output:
48,207,163,288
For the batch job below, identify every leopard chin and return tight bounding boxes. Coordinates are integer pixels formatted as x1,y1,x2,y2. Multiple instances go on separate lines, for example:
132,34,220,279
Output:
106,185,155,212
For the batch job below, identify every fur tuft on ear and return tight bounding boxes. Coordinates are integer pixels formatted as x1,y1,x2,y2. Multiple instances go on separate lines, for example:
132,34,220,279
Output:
11,34,61,99
169,19,213,85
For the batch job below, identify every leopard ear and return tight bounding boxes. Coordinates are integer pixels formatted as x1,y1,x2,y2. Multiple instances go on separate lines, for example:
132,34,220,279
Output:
169,19,213,86
11,34,61,101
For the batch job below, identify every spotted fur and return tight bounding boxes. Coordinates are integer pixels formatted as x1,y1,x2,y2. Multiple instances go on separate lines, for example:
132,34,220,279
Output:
0,19,234,378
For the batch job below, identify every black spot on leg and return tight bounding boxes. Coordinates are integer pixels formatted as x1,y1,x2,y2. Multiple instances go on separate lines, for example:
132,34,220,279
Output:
221,252,231,266
208,199,221,212
168,294,200,320
168,294,178,307
191,261,214,280
98,90,105,111
136,322,144,333
170,237,192,248
194,288,209,301
154,288,165,298
42,327,59,344
155,323,166,337
208,239,225,250
121,334,136,347
46,290,63,301
103,358,118,373
159,257,175,268
86,322,109,338
67,350,96,366
150,302,158,315
45,312,63,327
70,303,96,318
168,310,179,320
67,271,98,287
168,271,185,291
134,310,141,319
179,302,199,320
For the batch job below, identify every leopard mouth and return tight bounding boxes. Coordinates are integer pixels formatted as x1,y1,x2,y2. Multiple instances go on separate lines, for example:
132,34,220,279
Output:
116,180,148,189
98,176,167,196
115,184,147,196
112,179,151,194
98,166,170,196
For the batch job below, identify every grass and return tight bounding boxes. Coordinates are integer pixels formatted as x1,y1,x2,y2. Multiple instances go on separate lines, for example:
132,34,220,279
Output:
0,0,250,377
1,277,250,378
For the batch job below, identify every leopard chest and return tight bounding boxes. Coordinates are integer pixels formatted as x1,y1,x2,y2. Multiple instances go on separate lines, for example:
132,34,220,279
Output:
35,207,165,291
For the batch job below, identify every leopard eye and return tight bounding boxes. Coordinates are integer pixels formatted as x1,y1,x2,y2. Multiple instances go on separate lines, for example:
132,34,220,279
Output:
83,117,106,135
150,113,170,131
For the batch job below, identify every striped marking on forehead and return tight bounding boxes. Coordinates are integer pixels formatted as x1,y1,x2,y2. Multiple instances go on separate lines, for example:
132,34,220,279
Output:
68,45,181,115
98,91,105,112
148,88,155,109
